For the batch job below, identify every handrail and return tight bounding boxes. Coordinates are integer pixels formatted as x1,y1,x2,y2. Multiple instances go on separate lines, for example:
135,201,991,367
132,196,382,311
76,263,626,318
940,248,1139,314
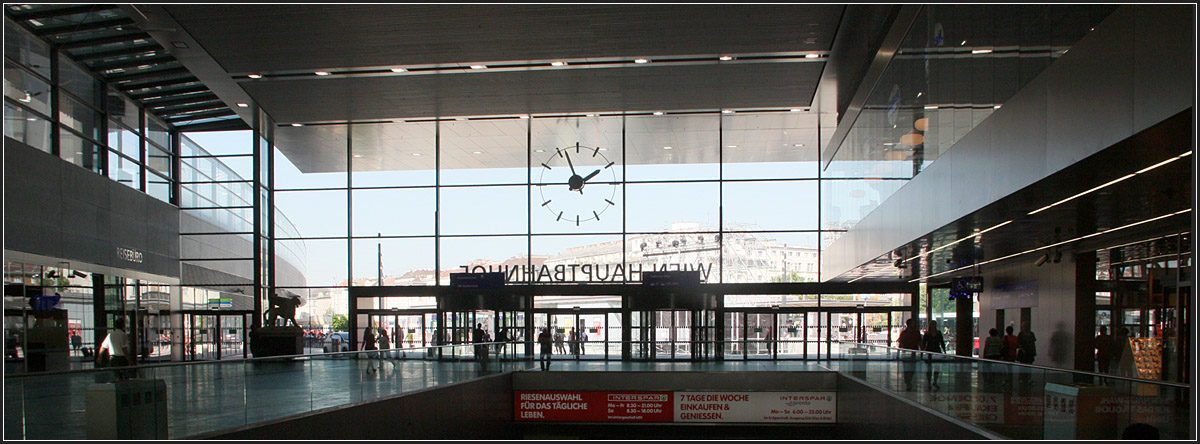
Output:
835,340,1193,389
1,341,513,379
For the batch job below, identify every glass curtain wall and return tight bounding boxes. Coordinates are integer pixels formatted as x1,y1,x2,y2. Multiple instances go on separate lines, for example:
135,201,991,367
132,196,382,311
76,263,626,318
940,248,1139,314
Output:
269,111,917,321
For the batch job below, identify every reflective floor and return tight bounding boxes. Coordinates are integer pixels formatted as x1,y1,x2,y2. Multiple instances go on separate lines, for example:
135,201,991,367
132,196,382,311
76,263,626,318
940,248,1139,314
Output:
4,352,1191,440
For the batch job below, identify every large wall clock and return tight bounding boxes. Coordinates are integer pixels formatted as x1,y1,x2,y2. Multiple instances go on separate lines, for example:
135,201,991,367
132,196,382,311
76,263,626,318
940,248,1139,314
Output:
537,143,618,226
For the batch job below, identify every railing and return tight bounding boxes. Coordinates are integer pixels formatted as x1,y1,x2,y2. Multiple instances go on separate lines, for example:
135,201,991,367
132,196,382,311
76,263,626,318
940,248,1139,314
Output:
3,341,524,440
831,340,1191,440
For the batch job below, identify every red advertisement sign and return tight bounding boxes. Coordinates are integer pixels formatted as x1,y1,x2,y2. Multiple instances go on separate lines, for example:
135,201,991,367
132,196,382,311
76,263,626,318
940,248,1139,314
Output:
515,391,673,422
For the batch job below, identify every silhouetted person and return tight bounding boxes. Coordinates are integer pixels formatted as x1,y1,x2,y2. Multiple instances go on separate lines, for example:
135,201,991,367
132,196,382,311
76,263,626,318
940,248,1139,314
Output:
898,318,922,390
982,328,1003,388
1095,326,1113,374
473,323,488,371
922,320,945,390
1121,423,1159,439
1017,321,1037,364
537,328,553,371
1002,325,1019,362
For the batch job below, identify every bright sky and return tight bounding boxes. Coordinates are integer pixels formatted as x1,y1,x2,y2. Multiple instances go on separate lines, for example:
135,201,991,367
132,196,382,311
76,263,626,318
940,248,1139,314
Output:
183,131,903,287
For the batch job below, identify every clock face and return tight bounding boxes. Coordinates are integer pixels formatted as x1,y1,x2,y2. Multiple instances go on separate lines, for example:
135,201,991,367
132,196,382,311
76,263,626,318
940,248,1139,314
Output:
537,143,618,226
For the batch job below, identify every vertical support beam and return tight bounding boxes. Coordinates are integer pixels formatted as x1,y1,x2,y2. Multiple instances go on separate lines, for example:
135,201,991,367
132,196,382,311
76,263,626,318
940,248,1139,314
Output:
250,107,264,330
49,47,60,158
347,123,357,352
92,273,107,352
955,291,973,357
1075,251,1098,374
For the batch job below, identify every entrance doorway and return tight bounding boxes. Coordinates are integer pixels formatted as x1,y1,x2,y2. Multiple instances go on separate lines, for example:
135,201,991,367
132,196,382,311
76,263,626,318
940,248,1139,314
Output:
631,309,714,361
532,309,616,360
180,311,251,361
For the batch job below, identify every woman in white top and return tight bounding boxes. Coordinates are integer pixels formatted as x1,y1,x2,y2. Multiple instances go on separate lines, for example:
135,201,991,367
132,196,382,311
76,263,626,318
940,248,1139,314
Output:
97,317,132,379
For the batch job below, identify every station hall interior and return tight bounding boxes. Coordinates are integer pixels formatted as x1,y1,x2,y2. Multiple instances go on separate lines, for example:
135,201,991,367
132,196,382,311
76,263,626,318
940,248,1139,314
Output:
1,3,1196,441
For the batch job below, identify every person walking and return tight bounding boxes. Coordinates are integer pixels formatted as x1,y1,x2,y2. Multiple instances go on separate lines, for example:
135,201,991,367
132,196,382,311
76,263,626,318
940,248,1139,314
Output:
472,323,488,372
1016,321,1037,387
554,329,565,355
96,318,132,380
897,318,922,391
982,328,1003,388
1095,326,1114,374
362,327,378,374
922,320,946,391
70,331,82,357
538,328,553,371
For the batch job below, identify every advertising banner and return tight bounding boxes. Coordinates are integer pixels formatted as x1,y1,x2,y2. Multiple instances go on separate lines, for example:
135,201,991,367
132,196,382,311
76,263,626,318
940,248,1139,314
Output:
515,391,836,423
927,392,1004,424
674,392,836,423
515,391,672,422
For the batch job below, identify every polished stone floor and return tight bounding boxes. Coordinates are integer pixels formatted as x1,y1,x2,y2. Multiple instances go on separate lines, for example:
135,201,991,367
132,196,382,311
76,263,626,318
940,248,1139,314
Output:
4,354,1190,440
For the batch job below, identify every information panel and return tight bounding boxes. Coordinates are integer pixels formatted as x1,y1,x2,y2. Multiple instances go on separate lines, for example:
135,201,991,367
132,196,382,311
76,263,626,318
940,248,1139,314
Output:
514,391,836,423
675,392,836,423
515,391,672,422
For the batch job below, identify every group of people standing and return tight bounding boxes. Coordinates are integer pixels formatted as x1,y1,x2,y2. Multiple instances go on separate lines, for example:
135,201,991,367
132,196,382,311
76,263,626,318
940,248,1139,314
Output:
898,319,947,390
536,327,588,370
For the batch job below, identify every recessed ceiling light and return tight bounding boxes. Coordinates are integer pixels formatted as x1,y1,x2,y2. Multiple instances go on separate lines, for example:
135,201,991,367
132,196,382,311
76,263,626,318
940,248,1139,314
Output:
353,154,364,158
598,148,607,151
916,92,923,97
412,153,422,156
971,49,993,54
291,123,302,127
790,108,802,112
634,58,649,64
391,68,408,73
722,109,734,114
535,149,545,153
473,151,482,154
805,53,820,59
961,40,967,46
519,115,529,119
551,61,567,66
171,41,189,49
248,74,262,79
719,55,733,61
794,144,805,147
585,113,595,117
727,145,737,148
663,146,673,150
28,19,44,27
924,105,938,110
315,71,330,76
653,111,664,116
470,65,487,70
994,105,1001,109
236,103,248,108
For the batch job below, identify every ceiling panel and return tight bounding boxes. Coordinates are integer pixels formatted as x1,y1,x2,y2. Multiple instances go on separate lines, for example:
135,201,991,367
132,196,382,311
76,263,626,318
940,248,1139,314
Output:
241,62,825,124
164,5,844,73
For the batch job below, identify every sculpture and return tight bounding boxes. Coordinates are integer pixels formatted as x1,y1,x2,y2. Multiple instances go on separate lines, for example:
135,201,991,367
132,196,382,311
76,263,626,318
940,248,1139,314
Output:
264,292,302,328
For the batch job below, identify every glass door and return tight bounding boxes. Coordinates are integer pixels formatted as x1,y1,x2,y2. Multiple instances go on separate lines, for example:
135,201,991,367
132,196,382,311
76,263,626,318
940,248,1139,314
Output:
746,312,775,360
723,311,744,360
779,312,806,359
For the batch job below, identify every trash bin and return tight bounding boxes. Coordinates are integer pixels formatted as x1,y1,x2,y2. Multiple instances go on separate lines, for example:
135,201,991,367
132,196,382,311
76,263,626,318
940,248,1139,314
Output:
86,379,168,439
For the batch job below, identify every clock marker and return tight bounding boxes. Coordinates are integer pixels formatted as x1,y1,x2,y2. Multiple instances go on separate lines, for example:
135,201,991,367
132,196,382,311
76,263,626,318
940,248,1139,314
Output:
576,215,580,226
604,199,615,206
605,161,614,169
557,211,563,221
575,142,580,154
557,148,563,158
593,211,600,221
541,163,551,170
542,199,552,206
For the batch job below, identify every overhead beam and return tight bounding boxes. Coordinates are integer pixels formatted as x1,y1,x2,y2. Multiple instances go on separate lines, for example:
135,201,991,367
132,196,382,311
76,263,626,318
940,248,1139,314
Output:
88,54,176,72
151,100,227,116
56,31,150,50
106,66,189,83
69,43,162,61
118,76,199,92
174,117,251,132
127,84,209,100
6,4,121,22
165,108,235,123
33,17,135,36
142,92,218,107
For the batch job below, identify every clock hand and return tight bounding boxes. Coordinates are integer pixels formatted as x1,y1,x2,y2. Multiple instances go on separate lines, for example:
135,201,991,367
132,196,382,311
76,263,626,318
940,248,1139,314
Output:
582,169,601,183
564,150,577,177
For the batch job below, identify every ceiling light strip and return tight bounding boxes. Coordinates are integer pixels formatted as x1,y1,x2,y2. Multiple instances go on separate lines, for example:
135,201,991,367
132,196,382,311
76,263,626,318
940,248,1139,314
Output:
911,209,1192,282
904,220,1014,263
1028,151,1191,215
231,52,831,81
